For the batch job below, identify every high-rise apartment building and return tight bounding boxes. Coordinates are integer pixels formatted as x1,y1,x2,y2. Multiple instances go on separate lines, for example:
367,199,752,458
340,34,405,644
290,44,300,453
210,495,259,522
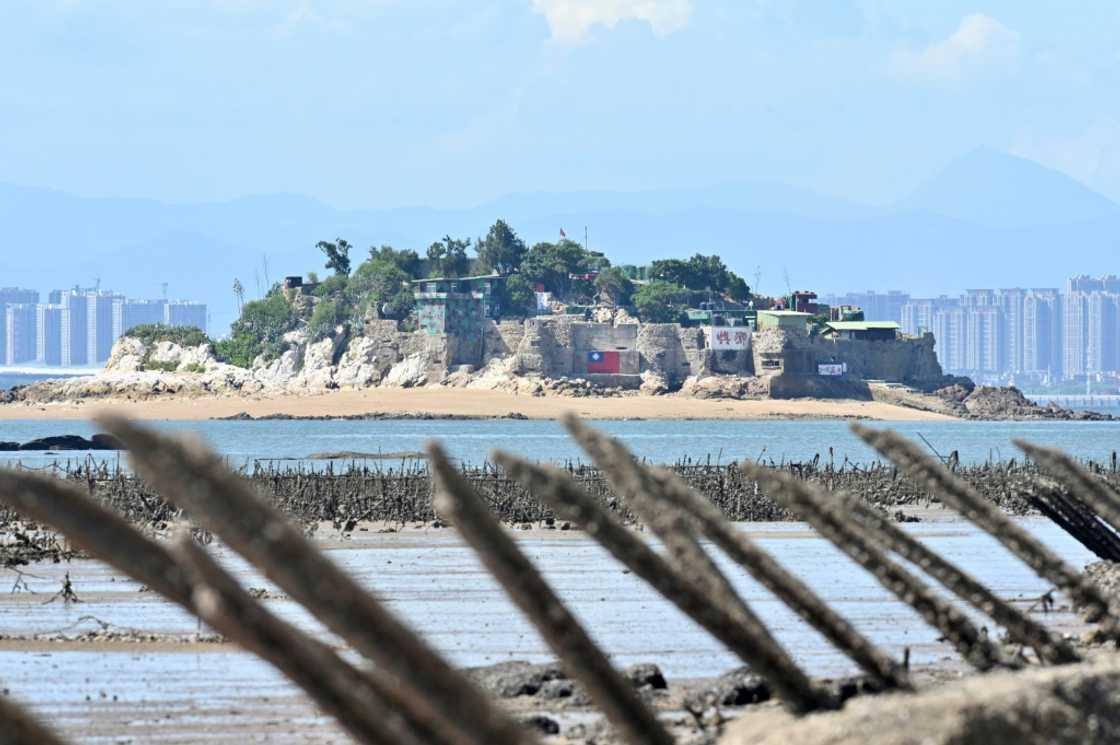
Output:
1022,289,1061,377
0,288,39,306
930,307,967,372
996,288,1027,374
820,291,911,325
3,304,38,365
964,306,1004,373
57,289,90,366
165,301,207,332
122,299,167,332
86,291,125,364
900,296,957,336
1087,292,1119,374
36,305,63,366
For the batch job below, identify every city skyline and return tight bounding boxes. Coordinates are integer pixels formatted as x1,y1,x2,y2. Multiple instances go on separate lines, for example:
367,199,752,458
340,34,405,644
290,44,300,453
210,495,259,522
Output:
0,286,206,368
825,275,1120,385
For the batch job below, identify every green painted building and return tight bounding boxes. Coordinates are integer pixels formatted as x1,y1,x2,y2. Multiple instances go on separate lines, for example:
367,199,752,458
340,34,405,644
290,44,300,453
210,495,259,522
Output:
412,274,501,337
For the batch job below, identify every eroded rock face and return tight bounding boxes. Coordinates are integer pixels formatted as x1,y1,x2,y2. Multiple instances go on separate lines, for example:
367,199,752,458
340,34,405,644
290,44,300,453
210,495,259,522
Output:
334,336,389,388
681,374,768,400
105,337,146,372
383,352,432,388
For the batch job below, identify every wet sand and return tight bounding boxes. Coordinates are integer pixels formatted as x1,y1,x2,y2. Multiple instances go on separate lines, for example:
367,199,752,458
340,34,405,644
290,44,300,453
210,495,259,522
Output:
0,386,954,421
0,517,1092,743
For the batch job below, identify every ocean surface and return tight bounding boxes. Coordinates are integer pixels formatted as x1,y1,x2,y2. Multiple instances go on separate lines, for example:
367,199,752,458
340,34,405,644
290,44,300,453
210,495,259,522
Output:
0,370,91,391
0,416,1117,468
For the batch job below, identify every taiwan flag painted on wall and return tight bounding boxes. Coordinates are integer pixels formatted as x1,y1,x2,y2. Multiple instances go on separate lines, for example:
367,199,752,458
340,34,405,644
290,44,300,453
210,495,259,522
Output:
586,351,620,373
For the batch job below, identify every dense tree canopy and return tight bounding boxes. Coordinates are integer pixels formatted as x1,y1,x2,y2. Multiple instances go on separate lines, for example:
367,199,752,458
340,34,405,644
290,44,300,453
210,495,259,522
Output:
500,274,536,317
475,219,526,276
349,257,414,320
631,281,690,323
594,266,634,307
368,245,421,278
427,236,472,278
520,239,607,300
649,254,750,301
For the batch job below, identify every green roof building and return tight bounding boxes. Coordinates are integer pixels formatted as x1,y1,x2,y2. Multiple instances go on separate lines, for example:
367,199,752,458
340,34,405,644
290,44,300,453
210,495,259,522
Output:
756,310,811,332
824,320,900,341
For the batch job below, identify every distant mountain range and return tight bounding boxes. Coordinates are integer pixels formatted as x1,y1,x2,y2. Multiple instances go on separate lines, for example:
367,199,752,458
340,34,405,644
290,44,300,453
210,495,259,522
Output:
4,148,1118,334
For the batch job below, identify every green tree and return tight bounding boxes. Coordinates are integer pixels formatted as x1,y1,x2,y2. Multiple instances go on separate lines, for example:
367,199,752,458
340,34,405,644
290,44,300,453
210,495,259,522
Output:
426,236,472,277
594,266,634,306
311,273,349,300
500,274,536,317
520,239,605,299
214,293,298,367
631,281,689,323
368,245,422,278
475,219,526,275
348,258,415,320
317,238,352,276
649,254,750,302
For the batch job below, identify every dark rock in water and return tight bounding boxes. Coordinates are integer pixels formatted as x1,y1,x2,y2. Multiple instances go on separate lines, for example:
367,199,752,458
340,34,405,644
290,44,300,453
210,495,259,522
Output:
624,662,668,690
90,433,124,450
519,715,559,735
16,433,124,451
19,435,96,451
0,441,19,451
466,661,567,698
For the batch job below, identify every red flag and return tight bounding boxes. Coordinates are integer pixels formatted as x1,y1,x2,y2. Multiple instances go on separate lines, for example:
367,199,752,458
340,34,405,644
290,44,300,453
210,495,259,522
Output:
586,351,620,374
559,227,567,238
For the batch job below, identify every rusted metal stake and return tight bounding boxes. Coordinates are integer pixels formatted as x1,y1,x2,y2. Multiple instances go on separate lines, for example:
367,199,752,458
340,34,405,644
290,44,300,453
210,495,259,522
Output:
0,469,437,745
837,494,1079,665
741,461,1007,672
494,451,831,714
854,424,1117,633
0,693,74,745
98,415,534,745
429,443,675,745
562,414,908,692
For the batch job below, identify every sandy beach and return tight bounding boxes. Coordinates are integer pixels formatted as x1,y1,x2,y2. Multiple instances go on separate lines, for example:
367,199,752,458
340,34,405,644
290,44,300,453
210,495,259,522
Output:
0,387,954,421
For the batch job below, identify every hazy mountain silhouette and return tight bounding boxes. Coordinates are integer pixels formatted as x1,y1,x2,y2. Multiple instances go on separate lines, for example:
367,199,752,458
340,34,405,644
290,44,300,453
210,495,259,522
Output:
900,147,1120,227
5,149,1118,334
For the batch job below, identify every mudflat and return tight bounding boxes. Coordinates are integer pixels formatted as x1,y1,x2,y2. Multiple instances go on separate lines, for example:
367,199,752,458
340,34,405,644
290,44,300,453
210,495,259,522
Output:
0,387,954,421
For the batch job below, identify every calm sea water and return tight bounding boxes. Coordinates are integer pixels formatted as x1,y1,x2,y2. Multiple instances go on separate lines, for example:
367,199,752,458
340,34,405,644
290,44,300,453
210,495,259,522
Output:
0,416,1117,468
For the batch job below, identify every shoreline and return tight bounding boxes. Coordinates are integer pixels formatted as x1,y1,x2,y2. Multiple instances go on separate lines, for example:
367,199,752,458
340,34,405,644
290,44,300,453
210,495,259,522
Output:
0,386,955,422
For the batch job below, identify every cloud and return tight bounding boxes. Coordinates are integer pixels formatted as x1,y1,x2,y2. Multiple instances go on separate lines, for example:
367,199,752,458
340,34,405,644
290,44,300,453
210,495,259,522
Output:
892,13,1019,83
532,0,692,44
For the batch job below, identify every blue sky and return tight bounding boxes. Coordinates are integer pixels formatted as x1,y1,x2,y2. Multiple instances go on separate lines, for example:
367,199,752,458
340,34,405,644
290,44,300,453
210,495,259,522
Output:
3,0,1119,209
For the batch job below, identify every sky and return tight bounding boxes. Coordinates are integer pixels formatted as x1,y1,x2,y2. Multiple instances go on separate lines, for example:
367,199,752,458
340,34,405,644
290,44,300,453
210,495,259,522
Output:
2,0,1119,209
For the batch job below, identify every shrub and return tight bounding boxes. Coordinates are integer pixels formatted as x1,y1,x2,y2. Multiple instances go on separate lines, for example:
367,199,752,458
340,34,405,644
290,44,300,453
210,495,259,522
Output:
213,293,298,368
308,299,348,341
632,281,690,323
125,324,210,348
144,359,179,373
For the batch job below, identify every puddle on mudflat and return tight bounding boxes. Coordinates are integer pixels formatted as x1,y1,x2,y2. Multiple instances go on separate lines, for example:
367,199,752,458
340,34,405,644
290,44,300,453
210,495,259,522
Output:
0,517,1093,742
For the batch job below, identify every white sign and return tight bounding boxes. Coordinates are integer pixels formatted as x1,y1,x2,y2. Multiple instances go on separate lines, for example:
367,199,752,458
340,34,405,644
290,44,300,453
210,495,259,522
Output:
818,363,845,377
535,291,552,313
707,326,751,351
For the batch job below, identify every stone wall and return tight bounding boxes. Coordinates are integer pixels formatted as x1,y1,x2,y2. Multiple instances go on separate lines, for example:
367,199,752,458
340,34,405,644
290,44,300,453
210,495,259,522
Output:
805,332,943,384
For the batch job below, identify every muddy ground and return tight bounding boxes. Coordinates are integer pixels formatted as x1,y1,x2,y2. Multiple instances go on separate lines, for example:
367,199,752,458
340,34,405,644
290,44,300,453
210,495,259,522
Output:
0,515,1100,744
